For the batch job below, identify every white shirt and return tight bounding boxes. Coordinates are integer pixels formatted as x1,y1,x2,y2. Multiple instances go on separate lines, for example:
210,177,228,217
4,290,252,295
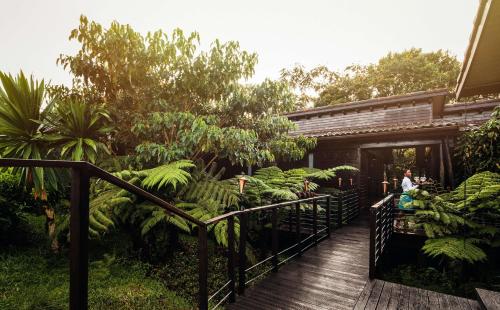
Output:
401,177,417,192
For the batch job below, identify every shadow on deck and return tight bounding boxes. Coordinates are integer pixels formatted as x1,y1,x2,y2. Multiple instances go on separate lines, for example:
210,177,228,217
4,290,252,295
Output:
227,212,480,310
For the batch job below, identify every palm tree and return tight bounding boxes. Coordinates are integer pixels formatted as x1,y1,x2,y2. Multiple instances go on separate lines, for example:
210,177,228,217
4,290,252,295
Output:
0,71,58,195
0,71,113,250
0,71,60,249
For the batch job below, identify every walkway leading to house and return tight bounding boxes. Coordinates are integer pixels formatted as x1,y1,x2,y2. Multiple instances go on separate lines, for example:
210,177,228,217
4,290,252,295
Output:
228,213,480,310
228,216,370,310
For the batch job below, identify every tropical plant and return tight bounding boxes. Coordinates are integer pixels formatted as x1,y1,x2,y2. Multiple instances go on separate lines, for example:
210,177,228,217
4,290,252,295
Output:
0,71,63,249
0,71,58,196
242,165,358,207
132,111,316,168
45,100,112,163
454,106,500,181
409,171,500,264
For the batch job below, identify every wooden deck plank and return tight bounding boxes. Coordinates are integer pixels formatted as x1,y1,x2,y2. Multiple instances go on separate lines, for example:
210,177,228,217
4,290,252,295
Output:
365,279,385,309
227,212,479,310
386,282,402,310
476,288,500,310
397,284,410,310
375,281,394,309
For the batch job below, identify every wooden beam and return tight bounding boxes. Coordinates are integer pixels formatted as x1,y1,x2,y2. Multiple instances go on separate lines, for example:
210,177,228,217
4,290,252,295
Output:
359,140,442,149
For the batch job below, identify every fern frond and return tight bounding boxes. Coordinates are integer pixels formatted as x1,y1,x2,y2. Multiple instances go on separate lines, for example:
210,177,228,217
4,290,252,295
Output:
141,160,195,190
422,237,487,263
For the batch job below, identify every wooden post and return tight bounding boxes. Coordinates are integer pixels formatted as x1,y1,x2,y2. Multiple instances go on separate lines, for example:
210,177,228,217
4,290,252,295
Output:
326,196,331,237
295,202,302,255
271,208,279,272
369,207,377,279
312,199,318,244
238,213,247,294
337,192,343,227
70,167,90,310
227,217,236,302
198,225,208,310
443,138,455,189
439,142,445,187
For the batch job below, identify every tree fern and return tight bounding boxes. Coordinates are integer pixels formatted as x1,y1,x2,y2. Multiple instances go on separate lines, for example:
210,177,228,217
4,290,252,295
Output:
180,162,239,208
141,160,195,190
422,237,487,263
410,172,500,263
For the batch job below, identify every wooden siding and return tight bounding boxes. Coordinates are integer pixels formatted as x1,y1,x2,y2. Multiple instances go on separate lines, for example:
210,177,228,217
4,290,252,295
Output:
293,102,432,136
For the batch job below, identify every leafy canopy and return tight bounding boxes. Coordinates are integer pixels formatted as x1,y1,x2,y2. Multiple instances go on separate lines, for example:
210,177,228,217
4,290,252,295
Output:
282,48,461,107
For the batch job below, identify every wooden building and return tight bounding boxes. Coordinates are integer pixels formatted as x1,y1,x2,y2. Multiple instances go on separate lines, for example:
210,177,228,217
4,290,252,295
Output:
283,90,499,199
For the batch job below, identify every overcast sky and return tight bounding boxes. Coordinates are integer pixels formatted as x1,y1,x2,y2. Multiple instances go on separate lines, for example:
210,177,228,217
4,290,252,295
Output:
0,0,478,86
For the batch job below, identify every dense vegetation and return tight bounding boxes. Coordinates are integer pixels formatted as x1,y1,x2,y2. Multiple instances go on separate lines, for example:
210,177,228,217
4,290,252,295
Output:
1,13,498,309
281,48,461,107
0,16,361,308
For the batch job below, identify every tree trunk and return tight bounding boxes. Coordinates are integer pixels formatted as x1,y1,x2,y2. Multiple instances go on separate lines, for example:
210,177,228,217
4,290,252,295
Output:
44,205,59,252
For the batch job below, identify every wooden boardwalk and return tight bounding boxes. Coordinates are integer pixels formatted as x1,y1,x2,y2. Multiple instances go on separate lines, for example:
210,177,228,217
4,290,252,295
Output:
354,279,480,310
228,214,480,310
228,217,370,309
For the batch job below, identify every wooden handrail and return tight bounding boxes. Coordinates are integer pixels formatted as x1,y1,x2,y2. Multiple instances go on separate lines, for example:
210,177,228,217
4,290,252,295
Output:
0,158,359,310
369,194,395,279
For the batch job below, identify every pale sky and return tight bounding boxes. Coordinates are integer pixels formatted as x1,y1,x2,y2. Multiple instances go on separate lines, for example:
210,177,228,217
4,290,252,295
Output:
0,0,478,86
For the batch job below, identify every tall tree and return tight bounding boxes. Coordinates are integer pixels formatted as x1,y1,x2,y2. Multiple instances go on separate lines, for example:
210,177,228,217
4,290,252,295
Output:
282,48,461,107
57,15,258,152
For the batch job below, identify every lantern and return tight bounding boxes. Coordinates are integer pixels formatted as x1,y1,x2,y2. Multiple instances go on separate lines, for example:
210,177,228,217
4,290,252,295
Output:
238,175,248,194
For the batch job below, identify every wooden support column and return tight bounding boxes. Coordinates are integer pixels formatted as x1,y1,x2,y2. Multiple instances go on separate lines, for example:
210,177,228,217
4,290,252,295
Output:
439,142,446,187
443,138,455,189
70,167,90,310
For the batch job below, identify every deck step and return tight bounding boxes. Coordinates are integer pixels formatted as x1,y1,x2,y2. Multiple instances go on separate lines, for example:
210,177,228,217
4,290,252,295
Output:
476,288,500,310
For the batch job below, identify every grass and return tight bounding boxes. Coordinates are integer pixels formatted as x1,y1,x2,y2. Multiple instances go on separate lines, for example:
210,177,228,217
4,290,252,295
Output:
0,214,193,310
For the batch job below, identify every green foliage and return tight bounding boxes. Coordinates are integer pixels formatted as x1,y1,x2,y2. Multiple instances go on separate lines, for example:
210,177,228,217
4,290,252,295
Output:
282,48,460,107
422,237,487,264
455,108,500,179
45,100,112,163
242,165,358,206
56,15,258,150
410,171,500,264
180,162,239,209
141,160,195,190
0,247,192,309
133,111,315,168
0,71,58,196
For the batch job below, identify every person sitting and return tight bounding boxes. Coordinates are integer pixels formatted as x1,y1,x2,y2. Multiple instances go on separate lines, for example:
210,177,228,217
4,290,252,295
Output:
397,169,418,210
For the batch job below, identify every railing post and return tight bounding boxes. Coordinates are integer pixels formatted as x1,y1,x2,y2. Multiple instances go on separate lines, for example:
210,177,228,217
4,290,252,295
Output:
369,207,377,279
337,191,343,228
271,208,279,272
312,199,318,244
198,225,209,310
227,217,236,302
70,166,90,310
238,212,247,295
326,196,331,237
295,202,302,255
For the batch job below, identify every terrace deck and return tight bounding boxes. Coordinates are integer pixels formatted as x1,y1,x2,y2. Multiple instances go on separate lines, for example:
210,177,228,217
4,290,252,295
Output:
227,213,480,310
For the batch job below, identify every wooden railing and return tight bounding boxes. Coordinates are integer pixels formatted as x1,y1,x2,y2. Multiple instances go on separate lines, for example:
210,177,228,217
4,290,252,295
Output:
0,159,356,310
369,194,395,279
204,194,331,309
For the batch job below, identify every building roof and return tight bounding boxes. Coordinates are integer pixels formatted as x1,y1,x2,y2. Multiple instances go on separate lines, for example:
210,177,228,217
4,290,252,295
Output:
287,93,498,140
456,0,500,98
285,89,449,119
